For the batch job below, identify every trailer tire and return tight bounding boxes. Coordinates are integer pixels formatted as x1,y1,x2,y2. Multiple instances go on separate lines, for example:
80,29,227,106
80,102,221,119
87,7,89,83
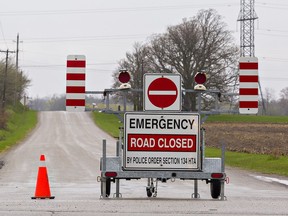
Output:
210,179,221,199
101,178,111,198
146,189,153,197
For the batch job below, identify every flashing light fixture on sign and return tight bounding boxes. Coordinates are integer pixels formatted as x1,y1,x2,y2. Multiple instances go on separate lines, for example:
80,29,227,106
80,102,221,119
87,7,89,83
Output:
194,72,207,84
144,74,181,111
118,69,131,89
239,57,259,114
118,70,131,83
194,72,207,91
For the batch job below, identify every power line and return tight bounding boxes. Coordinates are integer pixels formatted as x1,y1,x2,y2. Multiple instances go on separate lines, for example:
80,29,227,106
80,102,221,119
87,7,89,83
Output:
3,31,287,44
260,57,288,62
0,21,8,49
256,32,288,38
258,28,288,34
256,2,288,9
22,56,288,68
21,63,117,68
261,76,288,81
0,3,238,16
0,34,149,44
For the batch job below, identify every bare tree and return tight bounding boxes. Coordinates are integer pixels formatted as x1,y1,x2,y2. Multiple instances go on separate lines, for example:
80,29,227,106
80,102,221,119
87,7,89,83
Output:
280,87,288,100
112,43,151,111
261,87,288,115
112,9,239,111
148,9,239,111
279,87,288,115
263,88,279,115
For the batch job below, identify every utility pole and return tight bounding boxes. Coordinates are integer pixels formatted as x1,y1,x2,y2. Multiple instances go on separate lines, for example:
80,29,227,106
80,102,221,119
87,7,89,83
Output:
14,33,21,105
1,49,16,111
238,0,266,114
16,33,19,70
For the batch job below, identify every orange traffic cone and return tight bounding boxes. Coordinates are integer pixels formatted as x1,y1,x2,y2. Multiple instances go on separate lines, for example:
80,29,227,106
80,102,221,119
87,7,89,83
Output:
31,155,55,199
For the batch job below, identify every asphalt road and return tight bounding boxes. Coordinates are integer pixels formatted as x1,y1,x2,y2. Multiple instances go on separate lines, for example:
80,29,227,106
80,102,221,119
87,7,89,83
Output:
0,111,287,216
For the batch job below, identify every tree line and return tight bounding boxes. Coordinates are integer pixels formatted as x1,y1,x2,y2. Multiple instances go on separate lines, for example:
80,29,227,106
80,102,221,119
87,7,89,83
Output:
263,87,288,116
29,95,104,111
0,58,30,128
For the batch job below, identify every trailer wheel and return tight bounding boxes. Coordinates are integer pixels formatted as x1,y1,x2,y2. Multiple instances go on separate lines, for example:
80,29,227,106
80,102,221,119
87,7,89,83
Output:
146,188,153,197
210,179,221,199
101,177,111,198
146,178,155,197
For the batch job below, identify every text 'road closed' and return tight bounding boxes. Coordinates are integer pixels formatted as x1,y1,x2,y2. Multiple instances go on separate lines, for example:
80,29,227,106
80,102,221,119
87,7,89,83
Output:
127,134,196,152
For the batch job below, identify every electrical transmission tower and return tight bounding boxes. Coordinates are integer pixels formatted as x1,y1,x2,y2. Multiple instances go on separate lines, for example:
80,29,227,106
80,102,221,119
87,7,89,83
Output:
238,0,266,114
238,0,258,57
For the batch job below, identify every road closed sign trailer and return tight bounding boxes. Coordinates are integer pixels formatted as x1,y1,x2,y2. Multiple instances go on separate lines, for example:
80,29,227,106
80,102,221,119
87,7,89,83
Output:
124,112,200,170
100,73,226,200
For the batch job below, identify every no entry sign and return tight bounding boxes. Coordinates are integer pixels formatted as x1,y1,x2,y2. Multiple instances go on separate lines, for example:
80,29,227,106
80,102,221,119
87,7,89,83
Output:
144,74,181,111
124,112,200,170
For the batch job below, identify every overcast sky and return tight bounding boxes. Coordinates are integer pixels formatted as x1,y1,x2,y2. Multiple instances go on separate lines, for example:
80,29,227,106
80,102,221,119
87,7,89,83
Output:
1,0,288,99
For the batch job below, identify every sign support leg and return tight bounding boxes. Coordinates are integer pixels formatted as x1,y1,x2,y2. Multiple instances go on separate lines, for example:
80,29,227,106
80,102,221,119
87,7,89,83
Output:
101,139,107,199
192,180,200,199
105,93,110,111
115,140,121,198
197,92,202,113
220,143,226,200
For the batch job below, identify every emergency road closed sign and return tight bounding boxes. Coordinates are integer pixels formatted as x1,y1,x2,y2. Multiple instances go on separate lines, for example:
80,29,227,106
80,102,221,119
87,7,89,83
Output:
124,112,200,170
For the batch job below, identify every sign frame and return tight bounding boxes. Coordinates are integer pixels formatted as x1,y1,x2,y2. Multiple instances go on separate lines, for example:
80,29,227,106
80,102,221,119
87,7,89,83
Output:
143,74,182,111
123,112,200,171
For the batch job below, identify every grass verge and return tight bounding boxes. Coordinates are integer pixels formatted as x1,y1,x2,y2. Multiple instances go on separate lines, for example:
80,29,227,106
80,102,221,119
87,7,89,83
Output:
0,109,38,152
92,112,288,177
206,148,288,176
92,112,123,138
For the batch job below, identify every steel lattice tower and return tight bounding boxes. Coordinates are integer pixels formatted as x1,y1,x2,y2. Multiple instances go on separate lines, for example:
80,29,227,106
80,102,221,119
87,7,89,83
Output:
237,0,266,114
238,0,258,57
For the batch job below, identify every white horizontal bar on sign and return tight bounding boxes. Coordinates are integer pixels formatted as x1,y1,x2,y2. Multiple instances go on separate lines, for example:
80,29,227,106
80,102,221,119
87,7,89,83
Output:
66,106,85,112
239,56,258,63
239,82,258,88
66,80,85,87
239,108,258,115
148,90,177,95
67,55,86,61
66,68,85,74
239,70,258,75
240,95,258,101
66,93,85,100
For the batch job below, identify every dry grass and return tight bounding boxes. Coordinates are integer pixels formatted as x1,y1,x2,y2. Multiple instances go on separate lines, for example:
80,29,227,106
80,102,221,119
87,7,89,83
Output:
203,122,288,156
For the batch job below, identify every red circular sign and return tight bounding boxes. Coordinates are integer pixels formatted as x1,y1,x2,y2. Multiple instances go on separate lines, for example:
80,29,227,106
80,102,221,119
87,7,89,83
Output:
147,77,178,108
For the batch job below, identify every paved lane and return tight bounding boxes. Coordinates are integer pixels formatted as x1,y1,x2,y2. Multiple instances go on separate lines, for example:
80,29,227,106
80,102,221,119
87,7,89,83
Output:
0,111,116,200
